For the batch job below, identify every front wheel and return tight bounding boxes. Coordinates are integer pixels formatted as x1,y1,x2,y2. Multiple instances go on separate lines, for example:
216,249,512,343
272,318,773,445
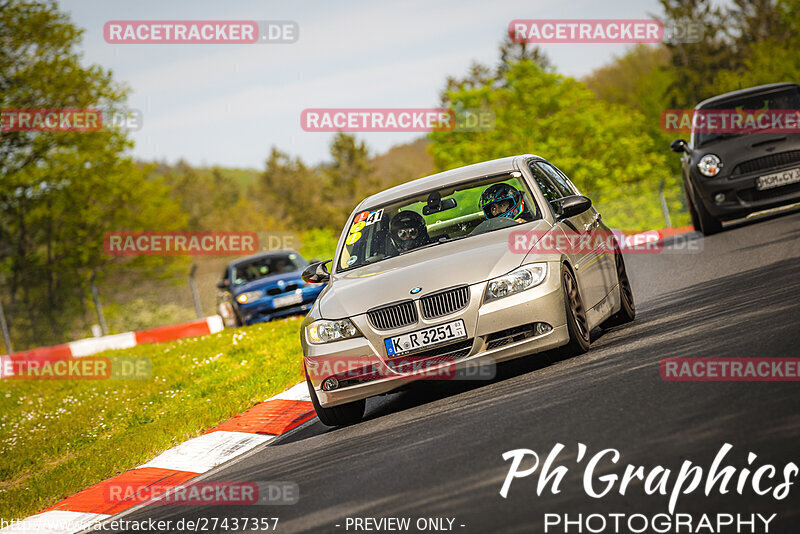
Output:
306,369,365,427
556,265,590,357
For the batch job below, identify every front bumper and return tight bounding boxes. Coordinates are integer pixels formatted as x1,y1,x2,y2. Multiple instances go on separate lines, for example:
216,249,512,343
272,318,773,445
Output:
304,262,569,407
244,302,315,325
240,287,323,325
691,163,800,221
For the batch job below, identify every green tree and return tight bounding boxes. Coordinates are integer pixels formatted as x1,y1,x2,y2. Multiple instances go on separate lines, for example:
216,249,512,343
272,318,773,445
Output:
321,133,375,227
154,161,270,232
657,0,736,106
441,35,550,100
658,0,800,106
715,0,800,89
429,59,680,230
258,147,329,231
0,0,186,348
583,45,679,171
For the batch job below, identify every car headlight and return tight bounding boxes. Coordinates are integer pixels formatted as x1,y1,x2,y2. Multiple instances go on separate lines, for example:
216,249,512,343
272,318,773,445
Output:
236,291,262,304
307,318,362,344
484,263,547,303
697,154,722,177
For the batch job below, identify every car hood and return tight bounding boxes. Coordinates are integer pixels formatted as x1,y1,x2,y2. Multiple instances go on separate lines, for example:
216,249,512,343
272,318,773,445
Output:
694,131,800,168
231,272,303,294
319,220,552,319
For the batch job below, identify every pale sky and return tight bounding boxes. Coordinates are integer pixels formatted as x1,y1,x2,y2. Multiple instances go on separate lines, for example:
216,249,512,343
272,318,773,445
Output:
62,0,672,168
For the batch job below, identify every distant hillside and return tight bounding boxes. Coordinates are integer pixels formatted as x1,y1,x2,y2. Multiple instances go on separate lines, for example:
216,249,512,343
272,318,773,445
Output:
141,137,433,195
371,138,434,189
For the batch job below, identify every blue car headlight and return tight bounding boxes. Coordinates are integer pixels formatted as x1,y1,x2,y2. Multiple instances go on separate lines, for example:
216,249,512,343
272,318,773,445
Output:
236,291,262,304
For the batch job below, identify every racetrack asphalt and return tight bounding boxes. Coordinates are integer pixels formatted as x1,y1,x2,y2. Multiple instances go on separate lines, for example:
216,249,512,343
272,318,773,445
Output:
102,208,800,534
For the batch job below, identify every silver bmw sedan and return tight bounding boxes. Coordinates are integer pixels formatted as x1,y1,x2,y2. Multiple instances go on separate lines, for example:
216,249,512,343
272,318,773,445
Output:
301,155,635,426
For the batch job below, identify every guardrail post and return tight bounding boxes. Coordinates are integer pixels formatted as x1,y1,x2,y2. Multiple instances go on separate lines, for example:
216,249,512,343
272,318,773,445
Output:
189,264,203,318
0,297,12,354
90,271,108,336
659,177,672,228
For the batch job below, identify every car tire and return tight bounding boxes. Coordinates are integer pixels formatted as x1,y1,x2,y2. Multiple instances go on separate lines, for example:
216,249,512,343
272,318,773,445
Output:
305,369,365,427
556,265,590,356
686,184,722,235
603,248,635,327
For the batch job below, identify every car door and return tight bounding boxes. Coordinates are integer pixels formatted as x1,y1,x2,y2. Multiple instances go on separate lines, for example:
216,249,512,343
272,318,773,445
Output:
540,162,618,298
527,160,606,309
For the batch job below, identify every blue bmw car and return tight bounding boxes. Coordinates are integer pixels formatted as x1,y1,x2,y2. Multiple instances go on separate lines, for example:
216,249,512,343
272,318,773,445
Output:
216,250,325,327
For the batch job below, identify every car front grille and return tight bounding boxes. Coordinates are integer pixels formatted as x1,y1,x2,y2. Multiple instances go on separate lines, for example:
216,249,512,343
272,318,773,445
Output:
420,286,470,320
367,301,418,330
386,339,474,372
731,150,800,177
265,283,300,296
331,339,475,387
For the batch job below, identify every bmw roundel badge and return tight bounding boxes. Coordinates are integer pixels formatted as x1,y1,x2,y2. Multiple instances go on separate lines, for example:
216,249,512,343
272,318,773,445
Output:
410,287,422,294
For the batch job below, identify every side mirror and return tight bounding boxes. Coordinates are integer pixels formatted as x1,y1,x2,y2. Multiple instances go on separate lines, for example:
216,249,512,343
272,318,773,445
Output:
670,139,690,154
302,260,331,284
216,280,229,290
552,195,592,221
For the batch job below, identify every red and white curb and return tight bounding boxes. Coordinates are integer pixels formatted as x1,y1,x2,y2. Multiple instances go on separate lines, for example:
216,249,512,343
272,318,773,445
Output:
1,316,224,380
1,382,312,534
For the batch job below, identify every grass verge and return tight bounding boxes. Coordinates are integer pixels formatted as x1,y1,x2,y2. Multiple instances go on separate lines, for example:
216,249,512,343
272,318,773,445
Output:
0,317,306,519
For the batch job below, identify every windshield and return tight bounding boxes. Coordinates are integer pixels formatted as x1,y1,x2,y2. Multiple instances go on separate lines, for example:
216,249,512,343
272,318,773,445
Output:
336,172,540,272
694,86,800,147
232,253,307,286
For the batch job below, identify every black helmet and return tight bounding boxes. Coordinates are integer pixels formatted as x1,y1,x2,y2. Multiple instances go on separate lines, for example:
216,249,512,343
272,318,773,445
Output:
390,211,430,252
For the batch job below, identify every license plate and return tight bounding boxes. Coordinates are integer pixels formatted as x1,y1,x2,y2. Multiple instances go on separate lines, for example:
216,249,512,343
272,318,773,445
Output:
756,167,800,191
273,291,303,308
384,319,467,357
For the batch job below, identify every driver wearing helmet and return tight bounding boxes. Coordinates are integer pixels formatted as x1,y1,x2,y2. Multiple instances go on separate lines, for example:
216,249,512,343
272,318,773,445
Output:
390,210,430,253
479,183,529,222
